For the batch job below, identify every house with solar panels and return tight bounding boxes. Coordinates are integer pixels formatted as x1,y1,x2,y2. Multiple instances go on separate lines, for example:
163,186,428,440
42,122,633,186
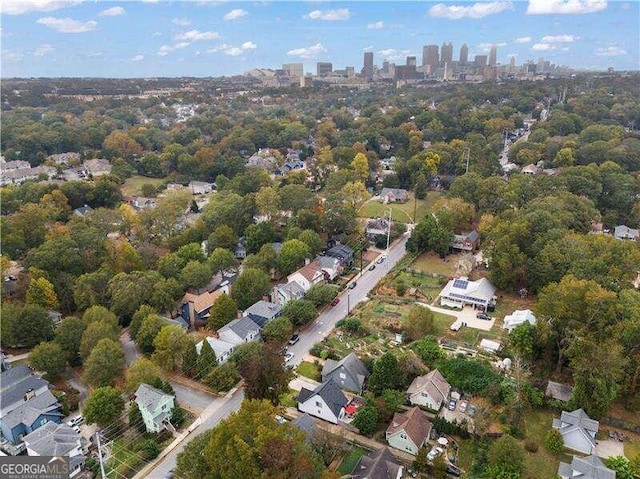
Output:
439,276,496,311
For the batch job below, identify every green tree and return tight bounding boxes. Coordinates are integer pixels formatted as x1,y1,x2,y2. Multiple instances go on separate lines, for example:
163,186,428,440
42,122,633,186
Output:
262,316,294,344
84,386,125,427
54,316,87,366
79,317,120,361
2,304,54,348
26,276,60,310
283,299,318,326
128,402,147,434
368,352,403,395
237,343,293,404
29,342,66,378
208,225,239,252
125,357,164,393
207,293,238,330
157,253,186,278
508,322,535,361
298,229,323,257
180,261,212,291
205,363,241,393
406,213,452,257
403,305,435,341
231,268,271,310
83,338,125,387
152,325,189,372
353,405,378,436
107,270,164,324
544,428,564,453
277,239,311,276
351,152,369,182
135,315,167,354
182,337,198,378
175,430,214,479
208,247,238,274
129,305,156,341
82,305,118,325
304,284,338,308
605,456,636,479
197,339,218,379
486,435,525,478
412,336,445,365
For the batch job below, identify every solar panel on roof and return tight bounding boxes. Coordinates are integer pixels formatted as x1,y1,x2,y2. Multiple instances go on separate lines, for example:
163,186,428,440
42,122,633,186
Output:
453,279,468,289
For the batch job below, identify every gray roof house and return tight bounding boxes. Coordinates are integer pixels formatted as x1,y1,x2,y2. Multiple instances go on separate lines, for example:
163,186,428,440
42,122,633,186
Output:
218,316,261,344
325,244,354,267
315,255,343,281
366,217,391,239
321,353,370,394
134,384,175,433
291,413,318,443
406,369,452,411
379,188,409,203
558,455,615,479
273,281,306,307
0,390,63,445
298,380,348,424
23,422,87,477
242,300,283,328
552,408,599,455
614,225,639,241
351,447,403,479
73,205,94,218
0,365,50,417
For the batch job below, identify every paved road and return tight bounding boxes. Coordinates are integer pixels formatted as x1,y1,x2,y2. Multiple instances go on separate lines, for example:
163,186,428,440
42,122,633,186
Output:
286,232,410,367
120,330,138,367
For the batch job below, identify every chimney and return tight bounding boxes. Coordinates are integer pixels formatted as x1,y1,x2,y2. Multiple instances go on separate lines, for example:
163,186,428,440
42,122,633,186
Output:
188,301,196,330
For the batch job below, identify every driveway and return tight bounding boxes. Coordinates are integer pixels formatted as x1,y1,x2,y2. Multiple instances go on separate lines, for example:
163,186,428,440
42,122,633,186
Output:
170,381,221,415
595,439,625,459
289,376,321,392
417,303,496,331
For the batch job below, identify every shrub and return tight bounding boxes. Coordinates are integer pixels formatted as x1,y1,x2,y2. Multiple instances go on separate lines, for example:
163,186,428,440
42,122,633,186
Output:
524,440,538,453
170,406,188,428
337,318,362,333
143,439,160,460
544,428,564,453
205,363,241,393
309,343,324,357
395,279,407,296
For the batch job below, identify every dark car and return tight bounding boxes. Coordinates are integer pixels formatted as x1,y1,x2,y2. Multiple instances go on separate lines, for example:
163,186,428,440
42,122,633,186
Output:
331,298,340,306
348,281,357,289
446,464,462,477
368,264,376,271
476,312,491,320
288,334,299,345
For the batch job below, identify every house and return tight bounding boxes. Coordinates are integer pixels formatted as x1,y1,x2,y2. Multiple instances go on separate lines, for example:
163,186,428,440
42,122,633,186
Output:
180,290,224,328
558,455,615,479
23,422,87,477
325,244,354,267
406,369,451,411
351,447,403,479
47,310,63,327
235,237,247,259
218,316,261,344
380,156,396,170
73,205,93,218
242,300,283,328
276,160,306,175
196,336,235,364
83,158,111,177
315,255,343,281
134,383,176,433
2,160,31,172
128,197,157,211
246,149,277,170
297,380,348,424
321,353,370,395
166,183,186,191
48,152,80,165
614,225,639,241
287,261,326,292
0,167,38,186
273,281,306,307
503,309,536,332
366,217,391,240
291,413,318,443
188,181,215,195
1,365,51,417
0,390,63,445
439,276,496,311
385,407,432,455
546,381,574,403
521,164,541,175
552,408,599,455
380,188,409,203
450,230,480,252
479,338,502,353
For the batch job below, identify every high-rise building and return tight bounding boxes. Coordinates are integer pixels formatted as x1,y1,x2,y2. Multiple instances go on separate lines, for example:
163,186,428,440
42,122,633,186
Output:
459,43,468,65
474,55,488,68
509,55,516,68
282,63,303,78
316,62,332,77
345,66,355,78
441,42,453,65
382,60,389,74
422,45,439,69
489,45,497,66
363,52,374,79
406,56,417,67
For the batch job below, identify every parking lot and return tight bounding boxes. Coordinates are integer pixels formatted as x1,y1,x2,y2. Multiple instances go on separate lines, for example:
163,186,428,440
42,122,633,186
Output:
439,399,477,430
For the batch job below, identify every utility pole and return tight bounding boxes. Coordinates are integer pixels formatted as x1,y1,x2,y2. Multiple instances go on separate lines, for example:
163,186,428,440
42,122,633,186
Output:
95,432,107,479
346,290,350,314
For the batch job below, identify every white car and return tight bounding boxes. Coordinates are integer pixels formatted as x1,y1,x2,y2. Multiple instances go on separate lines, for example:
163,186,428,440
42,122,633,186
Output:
284,352,294,362
66,416,84,427
427,447,444,461
450,320,463,331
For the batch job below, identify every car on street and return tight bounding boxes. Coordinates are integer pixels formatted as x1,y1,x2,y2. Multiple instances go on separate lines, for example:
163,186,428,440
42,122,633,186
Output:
284,352,294,362
368,264,376,271
476,312,491,320
288,334,299,345
448,399,457,410
348,281,357,289
331,298,340,306
468,405,478,417
66,416,84,427
376,255,386,264
450,320,463,331
458,401,468,413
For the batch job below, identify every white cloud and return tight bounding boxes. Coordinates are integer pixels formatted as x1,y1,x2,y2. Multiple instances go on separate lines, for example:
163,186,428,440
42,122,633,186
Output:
367,21,384,29
141,0,159,3
595,46,627,56
428,1,513,19
304,8,351,21
208,41,257,56
99,6,124,17
171,18,191,26
223,8,247,21
131,54,144,61
2,50,24,61
363,45,374,51
532,43,556,51
287,42,328,58
37,17,97,33
378,48,413,62
541,34,578,42
477,42,507,52
2,0,83,16
526,0,607,14
515,36,532,43
158,42,190,56
173,30,220,41
33,44,55,56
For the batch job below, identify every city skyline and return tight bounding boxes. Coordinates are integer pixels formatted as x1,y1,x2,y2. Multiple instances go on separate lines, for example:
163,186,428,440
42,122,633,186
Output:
1,0,639,78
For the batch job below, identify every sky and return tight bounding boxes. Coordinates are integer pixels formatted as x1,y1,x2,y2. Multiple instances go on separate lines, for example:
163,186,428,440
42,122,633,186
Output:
1,0,638,78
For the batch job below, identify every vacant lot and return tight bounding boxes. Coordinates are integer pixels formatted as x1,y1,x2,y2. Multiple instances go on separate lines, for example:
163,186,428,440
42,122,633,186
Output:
411,251,465,277
121,175,166,196
359,191,441,223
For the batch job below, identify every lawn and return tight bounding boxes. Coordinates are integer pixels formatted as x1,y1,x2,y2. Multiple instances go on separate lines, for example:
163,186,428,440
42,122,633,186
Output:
337,447,367,474
121,175,166,197
296,361,321,381
359,191,441,223
279,389,298,408
107,438,145,478
521,409,573,479
411,252,463,277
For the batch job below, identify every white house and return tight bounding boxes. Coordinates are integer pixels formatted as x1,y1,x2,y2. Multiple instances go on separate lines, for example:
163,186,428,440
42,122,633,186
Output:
614,225,639,241
406,369,451,411
297,380,348,424
439,276,496,311
134,383,175,433
287,261,326,292
23,422,87,477
196,337,235,364
552,408,599,455
273,281,306,307
315,255,342,281
385,407,432,456
503,309,537,332
218,316,261,345
188,181,215,195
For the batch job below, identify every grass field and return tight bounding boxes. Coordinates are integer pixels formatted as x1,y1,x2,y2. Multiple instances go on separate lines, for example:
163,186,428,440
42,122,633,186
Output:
359,191,441,223
121,175,166,197
108,438,144,478
296,361,321,381
521,409,573,479
411,252,463,277
337,447,367,474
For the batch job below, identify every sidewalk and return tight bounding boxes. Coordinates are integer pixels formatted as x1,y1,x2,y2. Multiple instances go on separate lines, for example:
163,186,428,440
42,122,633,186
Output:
289,376,321,392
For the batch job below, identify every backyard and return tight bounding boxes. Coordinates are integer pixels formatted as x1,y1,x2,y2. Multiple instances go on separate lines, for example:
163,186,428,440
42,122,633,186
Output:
359,191,441,223
120,175,166,197
337,446,367,475
296,361,321,382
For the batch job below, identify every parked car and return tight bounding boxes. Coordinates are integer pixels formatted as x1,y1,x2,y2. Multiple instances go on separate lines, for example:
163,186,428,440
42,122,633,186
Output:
288,334,299,345
427,447,444,461
476,312,491,320
446,464,462,477
348,281,357,289
448,399,457,410
450,320,463,331
376,255,386,264
66,416,84,427
275,415,287,425
331,298,340,306
468,405,478,418
284,352,294,362
72,425,81,434
368,264,376,271
458,401,468,413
